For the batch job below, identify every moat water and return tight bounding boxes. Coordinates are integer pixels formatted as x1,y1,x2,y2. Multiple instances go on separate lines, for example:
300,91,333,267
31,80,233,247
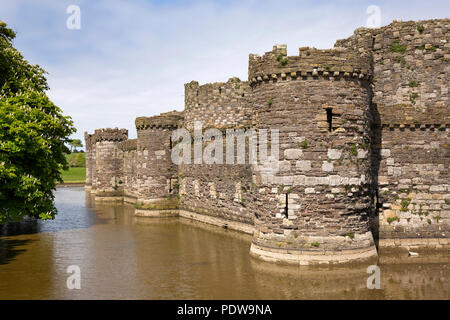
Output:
0,187,449,299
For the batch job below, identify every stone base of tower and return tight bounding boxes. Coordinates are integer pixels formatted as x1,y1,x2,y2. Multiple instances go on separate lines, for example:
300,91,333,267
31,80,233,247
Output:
249,232,378,265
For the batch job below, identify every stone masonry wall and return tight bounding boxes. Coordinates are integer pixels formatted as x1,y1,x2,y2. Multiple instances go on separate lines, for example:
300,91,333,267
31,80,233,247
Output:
336,19,450,240
119,139,138,199
84,132,94,188
180,79,256,226
184,78,252,131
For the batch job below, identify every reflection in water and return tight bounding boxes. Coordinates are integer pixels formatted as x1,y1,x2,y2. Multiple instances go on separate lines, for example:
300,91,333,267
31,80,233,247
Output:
0,187,449,299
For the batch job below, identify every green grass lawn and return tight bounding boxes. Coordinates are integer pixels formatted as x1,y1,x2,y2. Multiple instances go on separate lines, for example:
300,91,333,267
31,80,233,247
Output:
60,167,86,183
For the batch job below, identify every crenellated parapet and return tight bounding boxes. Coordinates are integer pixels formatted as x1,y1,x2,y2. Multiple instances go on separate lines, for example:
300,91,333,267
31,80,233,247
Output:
184,77,251,131
248,45,372,85
135,111,183,130
91,128,128,143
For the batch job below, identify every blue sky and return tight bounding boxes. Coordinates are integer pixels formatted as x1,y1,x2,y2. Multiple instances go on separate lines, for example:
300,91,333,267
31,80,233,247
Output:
2,0,449,142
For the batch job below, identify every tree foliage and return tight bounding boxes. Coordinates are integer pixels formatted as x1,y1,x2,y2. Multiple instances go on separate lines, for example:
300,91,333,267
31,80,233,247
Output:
68,139,83,152
0,21,76,223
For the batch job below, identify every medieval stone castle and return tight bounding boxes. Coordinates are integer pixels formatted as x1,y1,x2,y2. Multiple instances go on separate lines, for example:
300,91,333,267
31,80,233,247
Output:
85,19,450,265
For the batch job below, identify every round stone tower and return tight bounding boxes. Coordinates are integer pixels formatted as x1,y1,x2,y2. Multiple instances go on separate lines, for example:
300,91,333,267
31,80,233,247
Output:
84,132,94,191
248,45,378,264
90,128,128,197
134,111,183,204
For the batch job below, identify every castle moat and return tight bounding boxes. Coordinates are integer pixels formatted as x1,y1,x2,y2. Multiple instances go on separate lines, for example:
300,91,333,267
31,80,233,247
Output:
0,187,448,299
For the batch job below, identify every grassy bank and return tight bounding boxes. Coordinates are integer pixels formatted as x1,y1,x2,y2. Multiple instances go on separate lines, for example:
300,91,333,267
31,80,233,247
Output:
61,166,86,183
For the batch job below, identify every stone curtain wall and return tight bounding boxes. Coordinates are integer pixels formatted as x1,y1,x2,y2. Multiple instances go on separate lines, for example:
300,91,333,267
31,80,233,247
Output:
336,19,450,242
181,80,256,226
179,140,256,227
248,45,377,263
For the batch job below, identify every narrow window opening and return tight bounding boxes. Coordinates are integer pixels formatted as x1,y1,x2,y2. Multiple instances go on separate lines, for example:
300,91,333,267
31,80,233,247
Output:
169,136,173,150
219,87,222,94
169,178,173,193
326,108,333,132
284,193,289,218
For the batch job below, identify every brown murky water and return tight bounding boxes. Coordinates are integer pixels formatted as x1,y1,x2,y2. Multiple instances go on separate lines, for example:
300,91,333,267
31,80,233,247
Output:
0,187,449,299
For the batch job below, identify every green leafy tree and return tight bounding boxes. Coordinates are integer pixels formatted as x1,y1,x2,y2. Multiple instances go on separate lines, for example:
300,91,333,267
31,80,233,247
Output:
68,139,83,152
0,21,76,223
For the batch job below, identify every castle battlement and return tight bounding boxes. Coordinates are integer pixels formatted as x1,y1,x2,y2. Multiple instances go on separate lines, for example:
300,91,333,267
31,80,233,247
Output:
85,18,450,265
135,111,184,130
249,45,371,84
90,128,128,143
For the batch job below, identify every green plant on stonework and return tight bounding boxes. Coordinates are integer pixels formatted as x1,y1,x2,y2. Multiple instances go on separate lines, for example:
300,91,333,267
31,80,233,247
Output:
394,57,406,65
241,186,247,193
416,45,425,50
390,40,407,53
277,54,289,67
427,219,432,225
267,98,274,106
311,242,320,247
0,21,76,223
301,140,308,149
426,46,437,52
434,215,441,223
345,232,355,239
324,64,331,71
417,25,425,33
445,199,450,205
409,92,419,105
350,144,358,157
401,198,411,212
387,216,400,224
408,81,420,88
